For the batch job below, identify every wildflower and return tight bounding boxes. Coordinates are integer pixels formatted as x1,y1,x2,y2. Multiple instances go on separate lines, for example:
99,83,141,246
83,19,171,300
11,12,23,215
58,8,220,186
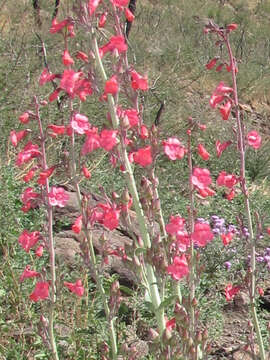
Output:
48,187,69,207
125,8,135,22
166,215,185,235
19,265,40,282
23,169,35,183
226,23,238,32
130,69,148,91
219,101,232,120
130,146,153,167
16,142,41,167
48,124,66,136
82,166,91,179
88,0,102,16
197,144,210,160
225,188,235,201
71,113,90,135
76,51,89,63
224,261,232,270
37,167,55,186
72,215,83,234
64,279,84,297
221,232,234,246
217,171,238,188
123,108,139,127
167,254,189,280
225,283,240,301
50,18,69,33
191,222,214,247
205,57,218,70
112,0,129,7
92,203,120,231
191,167,212,190
216,140,232,158
98,12,107,28
30,282,50,302
21,187,39,211
247,130,262,150
99,36,127,58
104,75,119,96
99,129,118,151
39,68,59,86
18,230,40,252
19,112,30,124
35,245,44,257
10,130,29,147
62,49,74,67
163,138,187,160
81,127,100,155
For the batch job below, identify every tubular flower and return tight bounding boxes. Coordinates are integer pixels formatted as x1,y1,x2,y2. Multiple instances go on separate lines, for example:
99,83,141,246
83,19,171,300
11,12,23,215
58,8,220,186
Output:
64,279,84,297
219,101,232,120
191,167,212,190
163,138,187,160
62,49,74,67
217,171,238,188
71,113,90,135
216,140,232,158
197,144,210,160
48,187,69,207
130,69,148,91
225,283,240,301
130,146,153,167
191,222,214,247
206,57,218,70
19,265,40,282
18,230,40,252
167,254,189,280
30,282,50,302
247,130,262,150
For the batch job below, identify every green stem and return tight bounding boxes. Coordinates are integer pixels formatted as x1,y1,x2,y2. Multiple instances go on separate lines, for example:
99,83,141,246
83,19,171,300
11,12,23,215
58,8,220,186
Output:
92,34,165,333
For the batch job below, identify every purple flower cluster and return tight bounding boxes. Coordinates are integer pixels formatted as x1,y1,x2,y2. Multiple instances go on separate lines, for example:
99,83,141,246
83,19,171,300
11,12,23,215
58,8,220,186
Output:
256,248,270,270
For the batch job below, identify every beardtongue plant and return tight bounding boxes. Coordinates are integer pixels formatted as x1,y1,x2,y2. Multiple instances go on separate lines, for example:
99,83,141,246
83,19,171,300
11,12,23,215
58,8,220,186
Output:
11,1,268,359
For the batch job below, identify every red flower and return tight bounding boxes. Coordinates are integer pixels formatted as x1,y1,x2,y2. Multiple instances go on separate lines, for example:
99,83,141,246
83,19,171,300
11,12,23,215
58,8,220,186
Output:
140,124,149,139
48,124,66,136
216,140,232,158
37,167,55,186
166,215,185,236
30,282,50,302
64,279,84,297
19,265,40,282
93,203,120,230
88,0,102,15
82,166,91,179
18,230,40,252
76,51,89,63
217,171,238,188
130,70,148,91
167,254,189,280
21,187,39,212
226,23,238,32
99,36,128,58
123,108,139,127
197,144,210,160
125,8,135,22
209,81,233,109
163,137,187,160
19,112,30,124
247,130,262,150
104,75,119,96
10,130,29,147
191,167,212,190
166,318,176,331
72,215,83,234
81,127,101,155
23,169,35,183
16,141,41,167
35,245,44,257
219,101,232,120
98,12,107,28
131,146,153,167
112,0,129,7
206,57,218,70
221,232,234,246
99,129,118,151
225,283,240,301
198,186,216,198
48,187,69,207
39,68,59,86
191,222,214,247
62,49,74,67
60,69,83,97
49,88,61,102
225,188,235,201
71,113,90,134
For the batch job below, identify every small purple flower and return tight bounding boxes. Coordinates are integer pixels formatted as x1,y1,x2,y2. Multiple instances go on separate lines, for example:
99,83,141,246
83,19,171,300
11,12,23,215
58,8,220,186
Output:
264,255,270,263
224,261,231,270
256,256,264,263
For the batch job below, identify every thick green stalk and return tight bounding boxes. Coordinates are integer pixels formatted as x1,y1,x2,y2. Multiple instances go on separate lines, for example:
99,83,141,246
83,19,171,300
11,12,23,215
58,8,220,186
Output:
92,34,165,333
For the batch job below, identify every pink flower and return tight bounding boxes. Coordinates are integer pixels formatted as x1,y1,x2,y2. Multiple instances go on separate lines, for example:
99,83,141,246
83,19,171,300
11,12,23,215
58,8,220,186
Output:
50,18,69,33
72,215,82,234
225,188,235,201
48,124,66,136
125,8,135,22
49,88,61,102
62,49,74,67
18,230,40,252
209,81,233,109
140,124,149,139
35,245,44,257
206,57,218,70
225,283,240,301
48,187,69,207
112,0,129,7
23,169,35,183
19,112,30,124
226,23,238,32
37,167,55,186
219,101,232,120
60,69,83,97
99,36,128,57
64,279,84,297
163,138,187,160
93,203,120,231
88,0,102,15
16,142,41,166
104,75,119,96
21,187,39,211
98,12,107,28
30,282,50,302
131,146,153,167
39,68,59,86
197,144,210,160
82,166,91,178
216,140,232,158
247,130,262,150
217,171,238,188
221,232,234,246
19,265,40,282
167,254,189,280
198,186,216,198
166,215,185,236
10,130,29,147
166,318,176,331
71,113,90,134
99,129,118,151
191,168,212,190
191,223,214,247
123,108,139,127
130,70,148,91
81,127,101,155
